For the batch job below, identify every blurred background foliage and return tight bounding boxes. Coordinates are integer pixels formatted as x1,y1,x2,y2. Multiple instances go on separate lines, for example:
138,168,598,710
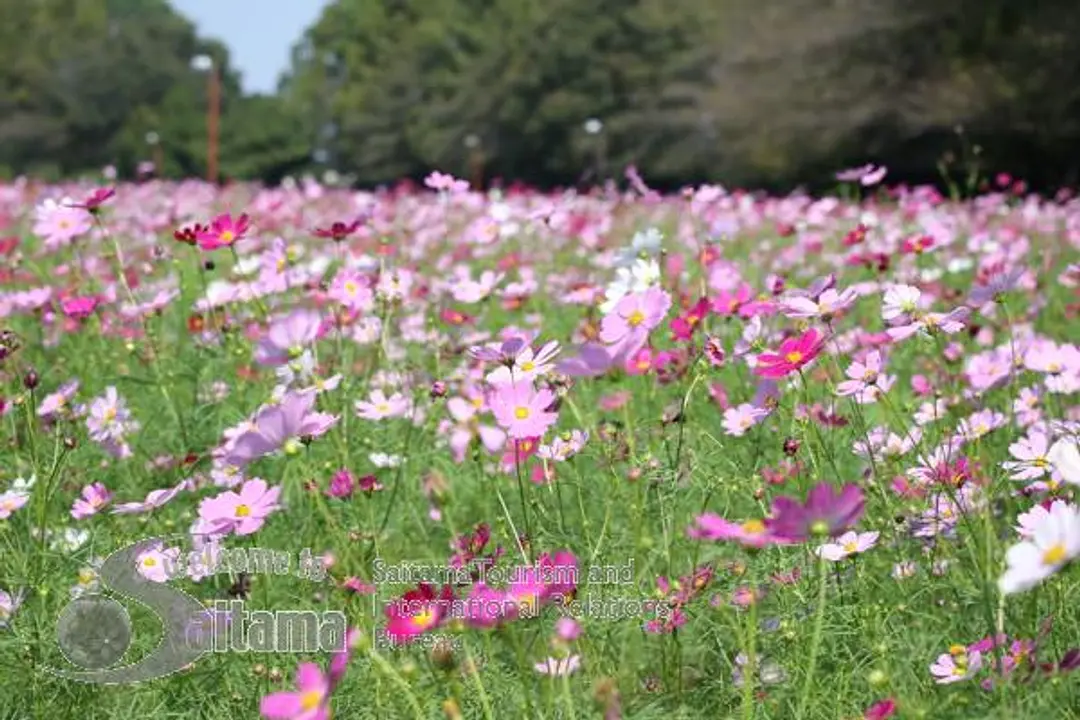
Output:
2,0,1079,192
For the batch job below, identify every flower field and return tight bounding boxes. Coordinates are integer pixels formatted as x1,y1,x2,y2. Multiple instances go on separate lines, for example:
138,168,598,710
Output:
2,169,1080,719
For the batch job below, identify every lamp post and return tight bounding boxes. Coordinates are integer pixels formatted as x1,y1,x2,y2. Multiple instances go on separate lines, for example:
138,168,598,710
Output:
191,54,220,184
464,134,483,191
145,131,163,176
583,118,605,185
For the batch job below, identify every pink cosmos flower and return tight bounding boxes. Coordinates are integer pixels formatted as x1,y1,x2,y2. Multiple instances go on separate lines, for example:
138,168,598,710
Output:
196,212,250,251
687,514,785,548
780,287,858,320
424,171,470,193
488,382,558,439
710,283,754,317
327,268,374,313
930,649,983,684
71,482,112,520
754,328,826,379
33,197,93,249
60,296,99,320
198,478,282,536
599,287,671,355
384,583,456,644
111,479,191,515
256,309,325,366
355,389,412,421
722,403,768,437
260,661,339,720
226,391,338,466
836,350,895,404
37,380,80,419
0,491,30,519
136,542,181,583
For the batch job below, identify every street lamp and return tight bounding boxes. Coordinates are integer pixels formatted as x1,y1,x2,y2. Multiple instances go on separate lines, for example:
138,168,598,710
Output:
145,131,163,176
583,118,606,185
191,54,220,184
464,134,483,191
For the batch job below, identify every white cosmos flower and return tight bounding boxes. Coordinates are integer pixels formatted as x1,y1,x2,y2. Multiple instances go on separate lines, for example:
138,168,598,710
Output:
999,500,1080,595
1048,437,1080,485
600,258,661,314
816,530,879,561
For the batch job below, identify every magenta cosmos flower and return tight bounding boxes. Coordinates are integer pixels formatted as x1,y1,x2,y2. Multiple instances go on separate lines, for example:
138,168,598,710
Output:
754,327,827,378
196,212,250,251
767,482,866,541
198,478,282,536
60,296,99,320
488,381,558,439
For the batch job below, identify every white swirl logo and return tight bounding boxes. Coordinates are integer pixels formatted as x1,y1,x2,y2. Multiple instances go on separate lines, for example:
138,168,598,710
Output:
48,535,224,685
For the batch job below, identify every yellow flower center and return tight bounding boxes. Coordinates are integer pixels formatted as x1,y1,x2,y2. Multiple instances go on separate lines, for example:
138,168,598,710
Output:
220,230,235,244
300,689,323,711
1042,543,1067,566
740,519,765,535
514,407,530,420
948,644,967,656
344,281,358,296
1034,457,1049,468
785,350,804,364
376,403,390,414
471,396,484,408
103,408,116,423
411,608,435,629
520,361,535,372
627,310,645,327
142,556,157,567
235,504,251,518
843,541,858,554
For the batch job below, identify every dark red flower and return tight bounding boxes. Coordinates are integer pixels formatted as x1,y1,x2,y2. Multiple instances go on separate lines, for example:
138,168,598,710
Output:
313,220,363,242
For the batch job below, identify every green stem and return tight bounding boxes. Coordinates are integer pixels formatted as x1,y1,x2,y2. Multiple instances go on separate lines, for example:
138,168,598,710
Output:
795,554,829,720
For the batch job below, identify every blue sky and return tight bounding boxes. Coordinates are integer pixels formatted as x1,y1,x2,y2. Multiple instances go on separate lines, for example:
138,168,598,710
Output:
171,0,331,94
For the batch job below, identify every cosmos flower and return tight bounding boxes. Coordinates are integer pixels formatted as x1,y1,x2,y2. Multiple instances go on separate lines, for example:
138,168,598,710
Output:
999,500,1080,595
196,212,250,251
816,530,879,561
767,483,866,541
488,381,558,439
226,390,337,466
754,328,826,379
384,583,456,644
198,478,283,537
70,482,112,520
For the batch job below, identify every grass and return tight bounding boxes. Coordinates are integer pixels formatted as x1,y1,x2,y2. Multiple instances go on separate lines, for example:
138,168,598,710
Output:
1,177,1079,719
